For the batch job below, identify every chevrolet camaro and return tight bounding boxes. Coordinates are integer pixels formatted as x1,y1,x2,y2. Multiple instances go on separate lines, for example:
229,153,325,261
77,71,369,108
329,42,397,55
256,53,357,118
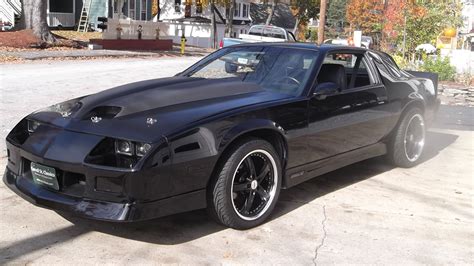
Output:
4,43,439,229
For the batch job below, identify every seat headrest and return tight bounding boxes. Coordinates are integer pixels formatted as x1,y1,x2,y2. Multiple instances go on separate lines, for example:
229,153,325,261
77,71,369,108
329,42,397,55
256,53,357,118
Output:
317,64,347,91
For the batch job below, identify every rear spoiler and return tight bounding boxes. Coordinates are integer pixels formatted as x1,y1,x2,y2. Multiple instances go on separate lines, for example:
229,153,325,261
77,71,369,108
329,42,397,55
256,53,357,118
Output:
406,71,439,96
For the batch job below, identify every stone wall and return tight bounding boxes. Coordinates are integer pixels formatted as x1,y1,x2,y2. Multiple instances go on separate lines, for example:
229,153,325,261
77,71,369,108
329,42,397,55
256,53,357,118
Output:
438,83,474,107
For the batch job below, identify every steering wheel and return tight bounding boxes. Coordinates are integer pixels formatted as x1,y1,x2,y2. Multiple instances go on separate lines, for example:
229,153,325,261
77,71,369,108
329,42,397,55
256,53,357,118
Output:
280,76,300,85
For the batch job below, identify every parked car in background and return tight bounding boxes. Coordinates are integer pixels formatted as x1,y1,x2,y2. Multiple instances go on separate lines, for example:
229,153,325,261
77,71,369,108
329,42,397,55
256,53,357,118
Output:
4,43,439,230
324,36,373,49
0,21,13,31
221,25,297,48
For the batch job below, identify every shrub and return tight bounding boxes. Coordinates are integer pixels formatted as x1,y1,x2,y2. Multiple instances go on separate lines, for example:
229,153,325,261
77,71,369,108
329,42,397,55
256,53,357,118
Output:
421,56,456,81
392,54,408,69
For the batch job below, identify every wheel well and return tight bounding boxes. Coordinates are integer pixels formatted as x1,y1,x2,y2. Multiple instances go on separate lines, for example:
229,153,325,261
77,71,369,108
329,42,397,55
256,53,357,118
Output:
230,129,287,167
207,129,287,189
403,100,425,116
387,100,425,141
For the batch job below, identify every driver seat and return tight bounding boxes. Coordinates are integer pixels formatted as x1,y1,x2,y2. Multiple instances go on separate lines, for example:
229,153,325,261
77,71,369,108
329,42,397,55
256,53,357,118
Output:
317,64,347,91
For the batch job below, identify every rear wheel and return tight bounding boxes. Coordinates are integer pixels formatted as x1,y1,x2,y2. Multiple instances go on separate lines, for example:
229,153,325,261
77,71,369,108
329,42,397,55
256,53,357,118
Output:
388,107,426,168
207,139,281,229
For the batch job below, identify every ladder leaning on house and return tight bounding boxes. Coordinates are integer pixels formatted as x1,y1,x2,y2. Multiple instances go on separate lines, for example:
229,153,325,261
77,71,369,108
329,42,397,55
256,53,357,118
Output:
77,0,93,32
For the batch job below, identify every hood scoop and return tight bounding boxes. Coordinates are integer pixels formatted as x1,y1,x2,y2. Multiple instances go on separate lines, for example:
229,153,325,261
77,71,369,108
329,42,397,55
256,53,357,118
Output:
83,106,122,120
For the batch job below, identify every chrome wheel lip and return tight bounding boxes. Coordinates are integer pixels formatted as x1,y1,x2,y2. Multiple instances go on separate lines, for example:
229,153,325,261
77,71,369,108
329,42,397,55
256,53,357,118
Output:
230,149,278,221
404,114,425,162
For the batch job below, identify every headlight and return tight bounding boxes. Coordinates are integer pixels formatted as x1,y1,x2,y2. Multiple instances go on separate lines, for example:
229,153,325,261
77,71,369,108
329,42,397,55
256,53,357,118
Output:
136,143,152,157
27,120,41,133
115,140,134,156
115,139,151,157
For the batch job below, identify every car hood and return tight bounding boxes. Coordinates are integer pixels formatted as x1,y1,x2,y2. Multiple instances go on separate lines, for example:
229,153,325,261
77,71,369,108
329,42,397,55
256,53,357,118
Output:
29,77,292,142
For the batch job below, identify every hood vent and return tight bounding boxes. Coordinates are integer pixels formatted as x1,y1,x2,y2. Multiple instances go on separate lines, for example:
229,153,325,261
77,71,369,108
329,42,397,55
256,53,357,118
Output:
83,106,122,120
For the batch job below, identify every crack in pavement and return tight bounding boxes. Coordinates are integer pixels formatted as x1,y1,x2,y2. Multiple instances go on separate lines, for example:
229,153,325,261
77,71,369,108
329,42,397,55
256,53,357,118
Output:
313,205,328,266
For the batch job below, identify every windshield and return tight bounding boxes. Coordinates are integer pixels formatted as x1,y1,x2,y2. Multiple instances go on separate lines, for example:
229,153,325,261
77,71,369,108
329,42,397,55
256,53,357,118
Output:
248,26,287,39
181,46,319,96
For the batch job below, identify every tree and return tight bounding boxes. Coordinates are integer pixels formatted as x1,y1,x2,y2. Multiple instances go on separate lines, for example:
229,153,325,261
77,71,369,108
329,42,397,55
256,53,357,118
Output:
17,0,55,42
326,0,348,38
210,0,217,48
290,0,320,37
265,0,277,25
224,0,236,38
202,0,235,44
346,0,384,34
318,0,327,44
401,1,462,58
152,0,160,20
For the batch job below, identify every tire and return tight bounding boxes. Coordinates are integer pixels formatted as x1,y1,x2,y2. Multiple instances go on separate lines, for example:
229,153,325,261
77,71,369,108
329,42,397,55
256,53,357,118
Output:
388,107,426,168
207,138,282,229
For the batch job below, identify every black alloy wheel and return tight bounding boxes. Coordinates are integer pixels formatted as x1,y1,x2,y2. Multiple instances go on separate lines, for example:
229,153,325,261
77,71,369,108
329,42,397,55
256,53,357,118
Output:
207,138,282,229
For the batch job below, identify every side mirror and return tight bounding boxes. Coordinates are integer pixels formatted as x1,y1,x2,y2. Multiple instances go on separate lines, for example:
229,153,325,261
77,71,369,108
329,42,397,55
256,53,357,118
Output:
313,82,340,100
225,62,238,73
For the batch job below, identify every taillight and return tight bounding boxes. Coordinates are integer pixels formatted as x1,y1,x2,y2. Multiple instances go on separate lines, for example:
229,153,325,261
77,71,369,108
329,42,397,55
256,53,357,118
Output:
219,40,223,48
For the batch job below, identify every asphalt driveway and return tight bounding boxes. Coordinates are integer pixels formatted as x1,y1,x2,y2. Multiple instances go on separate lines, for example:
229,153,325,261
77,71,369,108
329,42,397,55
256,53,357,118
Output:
0,59,472,264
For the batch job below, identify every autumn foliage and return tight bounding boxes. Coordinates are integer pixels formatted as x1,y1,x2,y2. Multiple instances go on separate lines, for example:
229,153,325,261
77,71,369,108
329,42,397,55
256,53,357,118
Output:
345,0,384,33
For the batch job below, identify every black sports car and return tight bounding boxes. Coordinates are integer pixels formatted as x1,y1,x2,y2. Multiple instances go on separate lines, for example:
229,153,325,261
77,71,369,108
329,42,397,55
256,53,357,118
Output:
4,44,439,229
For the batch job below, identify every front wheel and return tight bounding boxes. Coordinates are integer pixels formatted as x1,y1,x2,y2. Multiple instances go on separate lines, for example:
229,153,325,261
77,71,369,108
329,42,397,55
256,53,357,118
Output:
388,107,426,168
207,139,282,229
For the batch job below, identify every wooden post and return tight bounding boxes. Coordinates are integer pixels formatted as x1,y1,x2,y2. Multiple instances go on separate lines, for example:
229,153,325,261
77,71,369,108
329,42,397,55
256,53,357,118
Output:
318,0,328,45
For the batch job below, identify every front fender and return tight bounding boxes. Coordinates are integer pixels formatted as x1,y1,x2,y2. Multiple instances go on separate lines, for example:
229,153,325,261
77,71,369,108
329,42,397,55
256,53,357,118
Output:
218,118,287,153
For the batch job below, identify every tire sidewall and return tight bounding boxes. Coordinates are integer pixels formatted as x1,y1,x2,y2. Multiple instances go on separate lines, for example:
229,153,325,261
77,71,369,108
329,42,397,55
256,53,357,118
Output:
391,107,426,168
213,139,282,229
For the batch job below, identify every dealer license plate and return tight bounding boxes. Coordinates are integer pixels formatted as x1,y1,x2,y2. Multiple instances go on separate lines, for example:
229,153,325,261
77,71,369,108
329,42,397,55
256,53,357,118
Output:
30,162,59,190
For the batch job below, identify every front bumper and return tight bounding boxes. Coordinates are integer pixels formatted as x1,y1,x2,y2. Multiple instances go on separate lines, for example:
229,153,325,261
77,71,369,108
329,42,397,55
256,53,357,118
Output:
3,167,206,222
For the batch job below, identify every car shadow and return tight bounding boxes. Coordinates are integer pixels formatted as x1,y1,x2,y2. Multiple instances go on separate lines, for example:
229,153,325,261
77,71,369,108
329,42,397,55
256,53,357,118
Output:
58,130,458,245
0,130,459,263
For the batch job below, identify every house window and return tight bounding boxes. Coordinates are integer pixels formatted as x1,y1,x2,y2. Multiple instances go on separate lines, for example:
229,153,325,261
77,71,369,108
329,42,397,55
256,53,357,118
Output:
49,0,73,13
175,0,181,13
141,0,147,20
242,4,248,18
129,0,136,19
113,0,119,13
234,3,241,17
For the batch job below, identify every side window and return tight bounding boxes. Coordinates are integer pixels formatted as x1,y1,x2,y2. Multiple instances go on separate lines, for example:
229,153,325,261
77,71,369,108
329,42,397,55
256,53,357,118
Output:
322,52,374,89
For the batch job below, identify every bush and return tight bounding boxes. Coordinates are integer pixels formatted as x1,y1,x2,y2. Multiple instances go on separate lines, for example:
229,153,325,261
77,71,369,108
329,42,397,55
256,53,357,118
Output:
421,56,456,81
392,54,412,70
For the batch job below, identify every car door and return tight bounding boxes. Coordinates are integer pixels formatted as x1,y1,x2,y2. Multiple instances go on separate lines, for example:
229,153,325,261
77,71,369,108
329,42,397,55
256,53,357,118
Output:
305,50,390,163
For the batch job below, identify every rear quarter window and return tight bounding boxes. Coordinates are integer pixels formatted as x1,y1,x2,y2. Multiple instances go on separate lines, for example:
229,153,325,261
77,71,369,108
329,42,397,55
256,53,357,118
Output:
370,52,405,80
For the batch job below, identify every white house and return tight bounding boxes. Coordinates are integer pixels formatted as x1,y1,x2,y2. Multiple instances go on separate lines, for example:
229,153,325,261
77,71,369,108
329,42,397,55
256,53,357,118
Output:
157,0,252,47
0,0,21,28
157,0,296,48
0,0,154,29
